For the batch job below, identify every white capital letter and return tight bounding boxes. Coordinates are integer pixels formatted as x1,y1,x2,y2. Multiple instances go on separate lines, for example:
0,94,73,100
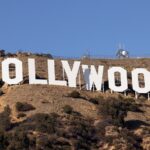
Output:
48,60,67,86
82,65,104,91
61,60,80,87
132,68,150,93
2,58,23,84
108,67,128,92
28,58,47,84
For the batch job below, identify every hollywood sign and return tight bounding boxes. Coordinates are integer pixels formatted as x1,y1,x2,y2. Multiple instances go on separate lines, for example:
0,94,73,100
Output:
1,58,150,94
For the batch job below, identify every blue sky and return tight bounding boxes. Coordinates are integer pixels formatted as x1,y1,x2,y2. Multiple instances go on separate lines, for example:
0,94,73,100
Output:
0,0,150,57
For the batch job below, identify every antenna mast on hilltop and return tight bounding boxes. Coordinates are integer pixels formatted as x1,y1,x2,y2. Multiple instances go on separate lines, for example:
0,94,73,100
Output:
116,43,129,59
82,49,91,59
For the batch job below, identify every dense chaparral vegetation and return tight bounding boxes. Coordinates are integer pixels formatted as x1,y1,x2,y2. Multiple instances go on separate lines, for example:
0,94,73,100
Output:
0,92,148,150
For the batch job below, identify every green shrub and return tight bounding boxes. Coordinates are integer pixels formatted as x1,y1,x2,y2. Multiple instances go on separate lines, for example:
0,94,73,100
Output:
89,98,99,105
0,131,7,149
68,116,97,149
29,113,59,134
0,79,4,88
123,98,142,112
68,91,81,98
3,105,11,116
0,90,4,96
0,105,11,131
6,131,30,150
63,105,73,114
16,102,35,112
98,97,141,127
17,113,26,119
103,127,142,149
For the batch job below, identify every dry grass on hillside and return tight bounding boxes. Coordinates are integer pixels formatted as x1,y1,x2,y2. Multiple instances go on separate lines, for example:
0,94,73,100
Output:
0,55,150,149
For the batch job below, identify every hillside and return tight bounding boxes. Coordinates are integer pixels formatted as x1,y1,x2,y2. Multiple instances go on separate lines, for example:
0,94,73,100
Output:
0,54,150,150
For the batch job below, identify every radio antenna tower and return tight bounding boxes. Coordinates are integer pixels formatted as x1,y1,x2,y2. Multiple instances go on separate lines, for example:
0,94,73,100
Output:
116,43,129,59
82,49,91,59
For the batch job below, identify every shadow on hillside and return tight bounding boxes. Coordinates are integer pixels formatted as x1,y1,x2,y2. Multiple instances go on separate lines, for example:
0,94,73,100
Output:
125,120,150,130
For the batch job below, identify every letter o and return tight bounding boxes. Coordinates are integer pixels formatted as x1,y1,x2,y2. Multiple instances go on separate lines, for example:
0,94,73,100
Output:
2,58,23,84
108,67,128,92
132,68,150,93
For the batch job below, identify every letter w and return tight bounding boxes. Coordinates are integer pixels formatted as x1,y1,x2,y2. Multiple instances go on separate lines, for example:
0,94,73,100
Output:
82,65,104,91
